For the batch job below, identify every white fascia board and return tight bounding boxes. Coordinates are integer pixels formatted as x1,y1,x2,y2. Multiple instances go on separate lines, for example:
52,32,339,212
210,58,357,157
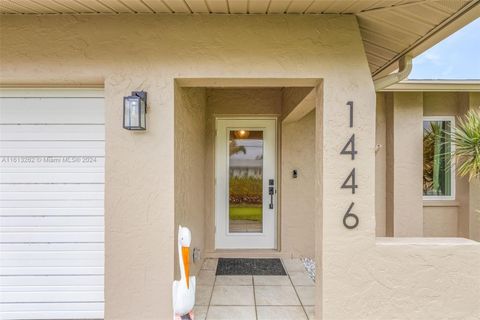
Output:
378,80,480,92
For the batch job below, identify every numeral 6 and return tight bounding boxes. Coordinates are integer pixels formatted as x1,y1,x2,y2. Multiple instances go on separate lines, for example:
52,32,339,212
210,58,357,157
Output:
343,202,359,229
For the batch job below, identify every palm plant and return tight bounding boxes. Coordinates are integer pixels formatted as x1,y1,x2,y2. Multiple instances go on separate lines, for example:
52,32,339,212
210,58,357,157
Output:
449,108,480,180
229,140,246,156
423,122,442,193
450,108,480,235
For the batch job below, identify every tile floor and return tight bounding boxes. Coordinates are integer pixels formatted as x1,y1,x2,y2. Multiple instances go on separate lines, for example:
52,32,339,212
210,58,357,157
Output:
193,258,315,320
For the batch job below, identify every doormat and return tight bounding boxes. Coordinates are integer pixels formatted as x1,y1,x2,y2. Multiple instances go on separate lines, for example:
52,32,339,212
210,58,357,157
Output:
216,258,287,275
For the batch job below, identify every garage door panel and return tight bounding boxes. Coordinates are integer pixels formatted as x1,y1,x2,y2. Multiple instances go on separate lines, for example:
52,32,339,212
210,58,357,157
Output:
0,291,104,303
1,172,104,184
0,183,104,192
0,90,105,319
1,285,104,292
1,304,103,320
1,168,105,175
0,243,104,252
0,98,104,124
0,231,104,243
0,158,105,168
0,173,104,184
0,275,104,286
0,199,104,208
1,259,104,268
0,124,105,141
0,141,105,150
0,148,105,157
0,207,103,216
1,225,104,232
1,250,103,261
1,310,103,320
0,216,104,227
1,302,104,312
0,266,104,276
0,192,104,201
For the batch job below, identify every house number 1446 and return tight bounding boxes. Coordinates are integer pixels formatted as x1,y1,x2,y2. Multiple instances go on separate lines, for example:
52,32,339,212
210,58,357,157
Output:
340,101,359,229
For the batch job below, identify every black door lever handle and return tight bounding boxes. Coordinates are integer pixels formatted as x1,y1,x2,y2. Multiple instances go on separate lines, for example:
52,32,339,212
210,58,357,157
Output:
268,185,274,209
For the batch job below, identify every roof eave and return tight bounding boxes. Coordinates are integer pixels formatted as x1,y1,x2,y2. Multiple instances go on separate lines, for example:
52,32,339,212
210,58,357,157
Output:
372,1,480,80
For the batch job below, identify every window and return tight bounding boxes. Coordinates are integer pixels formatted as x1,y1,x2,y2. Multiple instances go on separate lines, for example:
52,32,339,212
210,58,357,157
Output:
423,116,455,200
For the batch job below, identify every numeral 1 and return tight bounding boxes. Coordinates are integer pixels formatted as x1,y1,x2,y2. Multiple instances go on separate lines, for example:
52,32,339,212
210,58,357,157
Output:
346,101,353,127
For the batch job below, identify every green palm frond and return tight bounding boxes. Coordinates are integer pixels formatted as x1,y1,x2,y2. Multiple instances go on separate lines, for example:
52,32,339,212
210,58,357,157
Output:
449,108,480,180
229,140,246,156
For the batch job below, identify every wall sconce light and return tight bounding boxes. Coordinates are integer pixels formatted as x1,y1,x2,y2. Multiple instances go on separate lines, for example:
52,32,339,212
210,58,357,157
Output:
123,91,147,130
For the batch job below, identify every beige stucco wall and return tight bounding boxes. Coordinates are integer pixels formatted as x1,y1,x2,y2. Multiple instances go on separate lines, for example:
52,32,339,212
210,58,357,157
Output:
392,92,424,236
470,180,480,241
360,238,480,320
377,92,476,239
423,205,458,236
385,93,395,236
281,87,315,121
375,93,387,236
1,14,479,320
281,110,316,257
174,87,207,277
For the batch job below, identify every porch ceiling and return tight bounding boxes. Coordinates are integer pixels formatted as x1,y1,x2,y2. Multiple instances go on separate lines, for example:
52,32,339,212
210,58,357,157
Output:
1,0,478,77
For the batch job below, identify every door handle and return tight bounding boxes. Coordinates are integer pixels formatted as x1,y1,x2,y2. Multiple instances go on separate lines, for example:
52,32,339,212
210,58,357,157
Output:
268,179,274,209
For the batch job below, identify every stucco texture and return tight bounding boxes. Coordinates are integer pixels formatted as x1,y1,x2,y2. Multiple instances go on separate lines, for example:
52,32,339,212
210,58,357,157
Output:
376,91,477,239
1,14,479,320
392,92,424,237
281,110,315,257
174,86,207,277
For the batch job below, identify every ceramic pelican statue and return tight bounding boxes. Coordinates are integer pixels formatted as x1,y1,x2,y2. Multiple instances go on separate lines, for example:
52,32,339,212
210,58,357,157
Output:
172,225,196,320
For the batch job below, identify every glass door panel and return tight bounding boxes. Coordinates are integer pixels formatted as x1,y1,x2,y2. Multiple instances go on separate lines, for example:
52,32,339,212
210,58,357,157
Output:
228,130,264,233
215,118,276,249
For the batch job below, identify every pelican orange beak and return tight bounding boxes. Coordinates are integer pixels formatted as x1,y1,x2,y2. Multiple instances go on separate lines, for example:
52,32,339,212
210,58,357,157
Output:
182,246,190,289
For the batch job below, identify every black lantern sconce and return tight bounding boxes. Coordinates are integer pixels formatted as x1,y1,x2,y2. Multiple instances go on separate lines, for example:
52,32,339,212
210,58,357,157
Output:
123,91,147,130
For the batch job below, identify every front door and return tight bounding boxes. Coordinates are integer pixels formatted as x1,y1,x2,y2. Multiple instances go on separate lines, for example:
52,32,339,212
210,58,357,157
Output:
215,118,276,249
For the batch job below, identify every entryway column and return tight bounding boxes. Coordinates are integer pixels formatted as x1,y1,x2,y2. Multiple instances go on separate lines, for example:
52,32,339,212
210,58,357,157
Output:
469,92,480,241
104,76,175,320
386,92,424,236
316,76,377,319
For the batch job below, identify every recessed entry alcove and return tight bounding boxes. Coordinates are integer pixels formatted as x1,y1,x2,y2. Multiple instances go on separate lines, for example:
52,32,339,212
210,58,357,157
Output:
173,79,321,303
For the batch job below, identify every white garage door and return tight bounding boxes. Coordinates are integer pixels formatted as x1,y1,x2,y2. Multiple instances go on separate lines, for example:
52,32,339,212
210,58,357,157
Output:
0,89,105,320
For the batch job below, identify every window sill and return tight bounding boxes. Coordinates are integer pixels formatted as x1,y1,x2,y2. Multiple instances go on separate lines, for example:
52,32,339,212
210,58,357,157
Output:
423,200,460,207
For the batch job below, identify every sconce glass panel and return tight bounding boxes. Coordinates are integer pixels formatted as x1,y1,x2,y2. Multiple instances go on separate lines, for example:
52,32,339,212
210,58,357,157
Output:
123,92,146,130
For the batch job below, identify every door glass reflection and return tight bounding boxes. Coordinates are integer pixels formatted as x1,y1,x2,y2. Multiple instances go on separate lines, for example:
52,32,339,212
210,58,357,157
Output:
229,130,263,233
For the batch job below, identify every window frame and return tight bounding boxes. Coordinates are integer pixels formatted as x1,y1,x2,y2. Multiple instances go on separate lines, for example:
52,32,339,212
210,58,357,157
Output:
422,116,456,201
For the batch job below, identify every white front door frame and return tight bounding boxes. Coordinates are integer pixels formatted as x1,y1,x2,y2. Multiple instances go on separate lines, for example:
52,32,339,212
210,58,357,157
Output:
215,117,277,249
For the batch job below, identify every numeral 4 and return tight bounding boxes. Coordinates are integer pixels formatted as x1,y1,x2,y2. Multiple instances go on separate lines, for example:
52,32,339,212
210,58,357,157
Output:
340,134,357,160
341,168,358,194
